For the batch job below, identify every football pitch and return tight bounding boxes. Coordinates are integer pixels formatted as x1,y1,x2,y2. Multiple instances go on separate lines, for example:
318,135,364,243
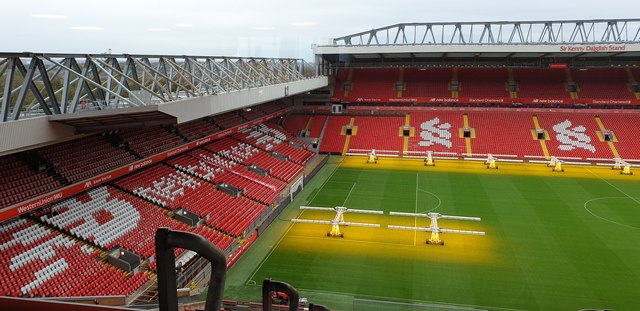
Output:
224,156,640,310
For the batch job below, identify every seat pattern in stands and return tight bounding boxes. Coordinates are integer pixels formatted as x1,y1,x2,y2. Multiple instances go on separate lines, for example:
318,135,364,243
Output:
38,135,136,184
114,164,266,237
0,156,61,208
0,218,149,297
118,127,186,158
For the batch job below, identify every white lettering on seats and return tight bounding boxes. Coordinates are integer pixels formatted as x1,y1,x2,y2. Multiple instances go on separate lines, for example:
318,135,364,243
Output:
552,120,596,153
43,187,140,247
0,224,75,294
419,117,452,148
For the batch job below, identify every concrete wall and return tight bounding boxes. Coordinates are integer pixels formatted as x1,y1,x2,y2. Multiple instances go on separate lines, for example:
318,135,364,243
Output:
0,116,76,156
159,76,328,123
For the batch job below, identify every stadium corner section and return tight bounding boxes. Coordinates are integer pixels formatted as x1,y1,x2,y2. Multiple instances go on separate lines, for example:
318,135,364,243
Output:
225,154,330,268
222,156,344,303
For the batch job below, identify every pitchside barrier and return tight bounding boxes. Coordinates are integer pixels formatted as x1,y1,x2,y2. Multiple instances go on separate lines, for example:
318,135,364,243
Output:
346,149,640,167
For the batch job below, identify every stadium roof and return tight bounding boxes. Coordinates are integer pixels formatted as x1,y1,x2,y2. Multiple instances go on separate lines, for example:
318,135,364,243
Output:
314,19,640,63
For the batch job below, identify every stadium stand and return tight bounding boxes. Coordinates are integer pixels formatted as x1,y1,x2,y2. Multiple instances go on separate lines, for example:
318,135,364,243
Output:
240,107,267,121
232,128,282,152
403,68,453,98
175,118,221,141
407,111,466,154
212,111,245,129
512,68,570,99
113,164,266,237
307,115,328,139
0,155,62,209
467,111,543,157
318,115,352,153
257,101,288,115
347,116,405,152
0,218,149,297
571,68,636,100
118,127,186,158
37,186,232,259
282,114,310,137
595,113,640,160
247,152,303,182
535,112,614,159
458,68,509,98
167,154,222,182
37,135,137,184
213,172,279,205
203,137,261,164
302,109,640,160
168,153,279,205
339,68,399,99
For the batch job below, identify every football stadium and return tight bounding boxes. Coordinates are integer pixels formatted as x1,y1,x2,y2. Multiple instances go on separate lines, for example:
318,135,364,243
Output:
1,14,640,311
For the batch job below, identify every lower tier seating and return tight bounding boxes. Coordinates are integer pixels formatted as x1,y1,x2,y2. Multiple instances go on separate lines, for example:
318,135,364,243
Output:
114,164,267,237
314,109,640,160
0,218,150,298
38,186,232,259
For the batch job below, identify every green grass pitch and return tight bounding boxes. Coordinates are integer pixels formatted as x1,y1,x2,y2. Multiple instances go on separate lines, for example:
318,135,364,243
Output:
224,157,640,310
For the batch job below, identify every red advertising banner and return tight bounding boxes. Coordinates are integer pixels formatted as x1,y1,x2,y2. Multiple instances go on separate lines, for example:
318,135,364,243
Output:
343,97,513,104
583,98,640,105
226,232,257,268
518,98,574,105
0,109,290,222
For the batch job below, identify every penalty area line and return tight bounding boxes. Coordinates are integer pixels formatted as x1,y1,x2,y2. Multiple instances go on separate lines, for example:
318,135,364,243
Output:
585,168,640,206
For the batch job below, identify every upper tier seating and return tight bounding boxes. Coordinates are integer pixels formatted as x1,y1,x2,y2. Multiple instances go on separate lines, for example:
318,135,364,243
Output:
338,68,399,99
282,114,310,137
240,107,267,121
118,127,186,158
0,155,61,209
513,68,569,98
176,119,221,141
258,101,288,114
334,67,637,102
458,68,509,98
403,68,453,98
571,68,635,100
38,135,136,184
0,218,149,298
212,112,245,129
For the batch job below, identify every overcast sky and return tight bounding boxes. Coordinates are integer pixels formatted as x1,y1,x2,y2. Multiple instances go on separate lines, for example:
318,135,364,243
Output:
2,0,638,60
